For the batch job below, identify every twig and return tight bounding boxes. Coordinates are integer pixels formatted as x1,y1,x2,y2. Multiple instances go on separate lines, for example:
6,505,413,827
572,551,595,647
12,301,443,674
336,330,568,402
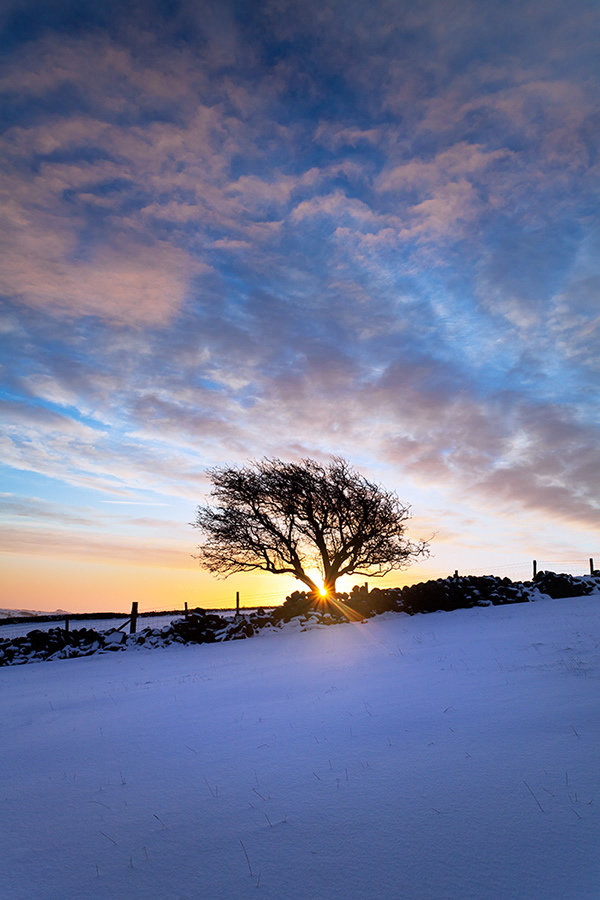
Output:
523,781,544,812
204,777,217,798
240,840,253,876
99,830,118,846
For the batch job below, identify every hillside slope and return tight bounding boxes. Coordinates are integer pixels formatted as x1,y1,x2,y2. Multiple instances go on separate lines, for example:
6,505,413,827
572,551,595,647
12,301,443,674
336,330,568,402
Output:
1,595,599,899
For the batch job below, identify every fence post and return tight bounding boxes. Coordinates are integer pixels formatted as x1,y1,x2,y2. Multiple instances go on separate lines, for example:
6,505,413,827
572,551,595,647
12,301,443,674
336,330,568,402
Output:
64,617,69,632
454,570,459,579
130,602,138,634
533,560,537,578
236,591,240,617
184,601,188,620
591,558,595,575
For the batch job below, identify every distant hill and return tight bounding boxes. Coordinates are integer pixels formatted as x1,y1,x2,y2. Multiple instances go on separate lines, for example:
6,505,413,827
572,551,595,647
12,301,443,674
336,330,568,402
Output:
0,608,70,618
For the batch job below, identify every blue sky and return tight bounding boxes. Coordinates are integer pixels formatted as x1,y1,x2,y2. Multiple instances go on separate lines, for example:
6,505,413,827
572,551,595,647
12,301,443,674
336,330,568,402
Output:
1,0,599,611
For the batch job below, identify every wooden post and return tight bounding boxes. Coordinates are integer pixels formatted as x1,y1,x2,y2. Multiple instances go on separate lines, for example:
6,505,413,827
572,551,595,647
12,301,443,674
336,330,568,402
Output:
64,617,69,632
364,582,368,593
184,601,188,619
590,558,595,575
454,570,459,579
533,560,537,578
130,601,138,634
236,591,240,617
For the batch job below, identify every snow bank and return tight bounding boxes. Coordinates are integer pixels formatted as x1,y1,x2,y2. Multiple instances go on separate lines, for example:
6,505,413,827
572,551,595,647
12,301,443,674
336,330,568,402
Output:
1,594,599,899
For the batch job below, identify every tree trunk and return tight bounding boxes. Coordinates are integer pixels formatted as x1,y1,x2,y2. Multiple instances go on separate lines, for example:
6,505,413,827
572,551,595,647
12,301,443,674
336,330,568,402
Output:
324,578,337,597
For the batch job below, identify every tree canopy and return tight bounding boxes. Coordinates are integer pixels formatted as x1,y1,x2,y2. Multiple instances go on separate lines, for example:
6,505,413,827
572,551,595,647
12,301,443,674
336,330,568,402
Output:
192,457,429,597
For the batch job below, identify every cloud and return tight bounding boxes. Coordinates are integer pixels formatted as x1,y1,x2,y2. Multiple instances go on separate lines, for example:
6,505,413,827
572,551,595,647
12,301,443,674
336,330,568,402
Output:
376,143,514,192
0,493,92,526
314,122,382,151
0,34,244,324
379,382,600,530
0,226,202,325
0,523,191,568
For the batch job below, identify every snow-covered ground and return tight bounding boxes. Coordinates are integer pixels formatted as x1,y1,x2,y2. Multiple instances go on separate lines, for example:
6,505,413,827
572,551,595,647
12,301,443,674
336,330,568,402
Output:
1,595,598,900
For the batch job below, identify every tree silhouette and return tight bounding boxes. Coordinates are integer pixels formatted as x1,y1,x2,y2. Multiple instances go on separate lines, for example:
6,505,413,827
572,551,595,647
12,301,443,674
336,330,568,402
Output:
192,457,429,597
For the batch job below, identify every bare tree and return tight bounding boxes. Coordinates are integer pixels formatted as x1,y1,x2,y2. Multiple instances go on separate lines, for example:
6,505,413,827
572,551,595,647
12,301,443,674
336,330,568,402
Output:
192,457,429,597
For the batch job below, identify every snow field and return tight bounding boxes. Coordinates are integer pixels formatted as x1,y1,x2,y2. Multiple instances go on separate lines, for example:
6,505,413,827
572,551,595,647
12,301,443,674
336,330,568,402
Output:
1,595,599,899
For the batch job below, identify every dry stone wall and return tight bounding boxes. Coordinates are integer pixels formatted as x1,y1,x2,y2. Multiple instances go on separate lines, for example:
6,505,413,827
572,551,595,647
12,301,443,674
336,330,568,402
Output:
1,571,599,666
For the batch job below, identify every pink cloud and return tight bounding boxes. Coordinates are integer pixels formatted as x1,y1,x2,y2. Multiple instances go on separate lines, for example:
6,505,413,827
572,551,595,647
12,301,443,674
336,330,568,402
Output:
314,122,382,151
0,523,191,568
0,222,204,325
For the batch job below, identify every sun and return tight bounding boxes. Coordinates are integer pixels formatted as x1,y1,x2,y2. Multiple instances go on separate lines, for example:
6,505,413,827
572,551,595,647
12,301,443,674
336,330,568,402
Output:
308,571,329,597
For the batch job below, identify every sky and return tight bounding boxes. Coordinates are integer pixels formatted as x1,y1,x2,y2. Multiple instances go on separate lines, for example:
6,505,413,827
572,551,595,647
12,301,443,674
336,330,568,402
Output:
1,0,599,612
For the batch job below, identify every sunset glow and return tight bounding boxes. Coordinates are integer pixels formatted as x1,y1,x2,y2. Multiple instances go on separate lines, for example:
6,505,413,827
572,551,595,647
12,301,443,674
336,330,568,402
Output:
0,0,598,613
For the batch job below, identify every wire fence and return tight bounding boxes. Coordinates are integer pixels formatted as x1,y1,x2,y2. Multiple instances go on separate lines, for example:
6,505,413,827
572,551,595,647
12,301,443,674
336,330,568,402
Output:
409,557,598,585
0,604,275,641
